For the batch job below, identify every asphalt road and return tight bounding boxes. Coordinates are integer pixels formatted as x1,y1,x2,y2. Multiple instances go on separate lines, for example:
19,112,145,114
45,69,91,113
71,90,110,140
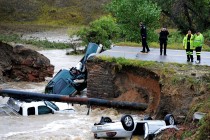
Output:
100,46,210,66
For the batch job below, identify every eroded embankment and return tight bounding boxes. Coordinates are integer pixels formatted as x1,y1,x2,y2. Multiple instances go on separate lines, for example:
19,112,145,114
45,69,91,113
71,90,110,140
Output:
113,67,161,115
86,59,161,115
86,58,210,121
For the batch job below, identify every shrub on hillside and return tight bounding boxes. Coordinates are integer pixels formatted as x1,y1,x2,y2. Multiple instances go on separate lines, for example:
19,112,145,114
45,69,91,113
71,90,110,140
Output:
77,15,120,49
203,30,210,47
168,30,183,44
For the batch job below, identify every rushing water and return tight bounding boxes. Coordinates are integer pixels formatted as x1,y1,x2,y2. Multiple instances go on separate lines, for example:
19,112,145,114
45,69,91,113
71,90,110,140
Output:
22,29,72,43
0,49,137,140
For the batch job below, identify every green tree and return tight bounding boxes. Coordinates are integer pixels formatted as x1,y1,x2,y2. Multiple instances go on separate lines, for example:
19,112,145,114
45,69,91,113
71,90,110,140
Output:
152,0,210,33
77,15,120,49
106,0,161,42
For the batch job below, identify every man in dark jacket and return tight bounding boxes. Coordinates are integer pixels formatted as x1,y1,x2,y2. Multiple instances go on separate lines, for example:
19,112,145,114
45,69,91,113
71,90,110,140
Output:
159,27,169,55
139,22,150,53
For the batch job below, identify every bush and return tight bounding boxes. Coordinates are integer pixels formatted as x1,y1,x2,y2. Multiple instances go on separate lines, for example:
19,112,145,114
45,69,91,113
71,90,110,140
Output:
168,30,183,44
76,15,120,49
203,30,210,47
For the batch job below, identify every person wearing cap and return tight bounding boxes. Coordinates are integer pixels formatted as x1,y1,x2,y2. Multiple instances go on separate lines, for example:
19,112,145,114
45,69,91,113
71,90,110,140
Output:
193,31,204,64
183,30,194,62
139,22,150,53
159,27,169,55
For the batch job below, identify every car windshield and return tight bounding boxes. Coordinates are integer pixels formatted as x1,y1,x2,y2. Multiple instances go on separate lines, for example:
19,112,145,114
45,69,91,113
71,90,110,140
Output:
44,101,59,111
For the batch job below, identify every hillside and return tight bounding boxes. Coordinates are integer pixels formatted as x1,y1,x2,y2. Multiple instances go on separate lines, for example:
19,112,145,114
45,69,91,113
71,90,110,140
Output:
0,0,110,25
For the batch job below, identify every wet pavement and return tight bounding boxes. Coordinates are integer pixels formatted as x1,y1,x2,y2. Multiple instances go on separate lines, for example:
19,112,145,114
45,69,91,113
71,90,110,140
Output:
100,46,210,66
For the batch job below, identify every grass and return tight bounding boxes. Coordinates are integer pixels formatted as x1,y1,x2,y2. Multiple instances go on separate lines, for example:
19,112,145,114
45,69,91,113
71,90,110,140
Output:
114,42,141,47
196,112,210,140
182,96,210,139
98,56,157,69
181,131,194,139
115,41,210,51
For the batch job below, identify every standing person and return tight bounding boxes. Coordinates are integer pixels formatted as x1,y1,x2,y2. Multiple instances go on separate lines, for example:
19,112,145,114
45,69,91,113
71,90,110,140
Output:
139,22,150,53
159,27,169,55
194,31,204,64
183,30,194,62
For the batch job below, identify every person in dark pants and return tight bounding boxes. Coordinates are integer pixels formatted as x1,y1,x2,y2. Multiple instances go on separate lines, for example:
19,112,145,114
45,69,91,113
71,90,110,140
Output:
159,27,169,55
183,30,194,62
139,22,150,53
194,31,204,64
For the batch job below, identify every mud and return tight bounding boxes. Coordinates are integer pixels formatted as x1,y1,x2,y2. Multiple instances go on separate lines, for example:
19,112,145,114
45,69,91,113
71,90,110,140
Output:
114,72,161,115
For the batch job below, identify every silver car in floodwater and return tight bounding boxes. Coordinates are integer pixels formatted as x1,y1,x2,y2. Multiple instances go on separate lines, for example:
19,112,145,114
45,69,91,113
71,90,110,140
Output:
92,114,178,139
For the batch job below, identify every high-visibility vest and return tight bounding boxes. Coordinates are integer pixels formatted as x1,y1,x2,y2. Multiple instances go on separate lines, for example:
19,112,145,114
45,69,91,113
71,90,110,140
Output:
183,34,194,49
194,34,204,47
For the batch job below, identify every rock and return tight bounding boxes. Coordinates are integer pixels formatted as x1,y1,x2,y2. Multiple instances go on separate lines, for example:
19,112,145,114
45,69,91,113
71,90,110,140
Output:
0,42,54,82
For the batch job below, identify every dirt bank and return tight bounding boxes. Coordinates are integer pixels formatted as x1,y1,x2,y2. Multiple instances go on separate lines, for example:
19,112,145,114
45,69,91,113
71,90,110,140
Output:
86,58,210,139
113,66,161,115
0,42,54,83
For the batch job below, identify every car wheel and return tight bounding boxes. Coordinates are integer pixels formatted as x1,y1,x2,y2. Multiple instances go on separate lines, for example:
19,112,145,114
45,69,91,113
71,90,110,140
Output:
164,114,175,125
121,115,134,131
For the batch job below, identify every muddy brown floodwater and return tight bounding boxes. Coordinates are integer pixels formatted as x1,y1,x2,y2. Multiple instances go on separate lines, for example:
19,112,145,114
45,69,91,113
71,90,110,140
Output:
0,49,142,140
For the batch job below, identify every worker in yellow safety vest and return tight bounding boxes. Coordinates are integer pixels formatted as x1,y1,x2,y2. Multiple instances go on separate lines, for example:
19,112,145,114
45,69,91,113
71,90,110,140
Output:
193,31,204,64
183,30,194,62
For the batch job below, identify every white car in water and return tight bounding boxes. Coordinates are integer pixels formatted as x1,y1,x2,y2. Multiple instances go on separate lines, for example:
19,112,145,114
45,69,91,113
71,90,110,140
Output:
91,114,178,139
6,98,75,116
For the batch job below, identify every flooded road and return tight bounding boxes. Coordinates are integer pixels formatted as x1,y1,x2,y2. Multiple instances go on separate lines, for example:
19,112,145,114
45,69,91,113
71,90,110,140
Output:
0,49,131,140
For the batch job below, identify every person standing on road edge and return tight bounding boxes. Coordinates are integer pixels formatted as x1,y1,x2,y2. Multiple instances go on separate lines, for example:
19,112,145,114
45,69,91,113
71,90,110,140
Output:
193,31,204,64
183,30,194,62
139,22,150,53
159,27,169,55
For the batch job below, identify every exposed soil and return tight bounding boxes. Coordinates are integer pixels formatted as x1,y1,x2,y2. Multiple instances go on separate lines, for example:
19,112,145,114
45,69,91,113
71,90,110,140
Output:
114,72,161,115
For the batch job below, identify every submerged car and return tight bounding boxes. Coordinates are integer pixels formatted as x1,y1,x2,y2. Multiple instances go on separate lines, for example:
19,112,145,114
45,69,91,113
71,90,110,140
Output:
45,42,103,96
92,114,178,139
6,98,74,116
